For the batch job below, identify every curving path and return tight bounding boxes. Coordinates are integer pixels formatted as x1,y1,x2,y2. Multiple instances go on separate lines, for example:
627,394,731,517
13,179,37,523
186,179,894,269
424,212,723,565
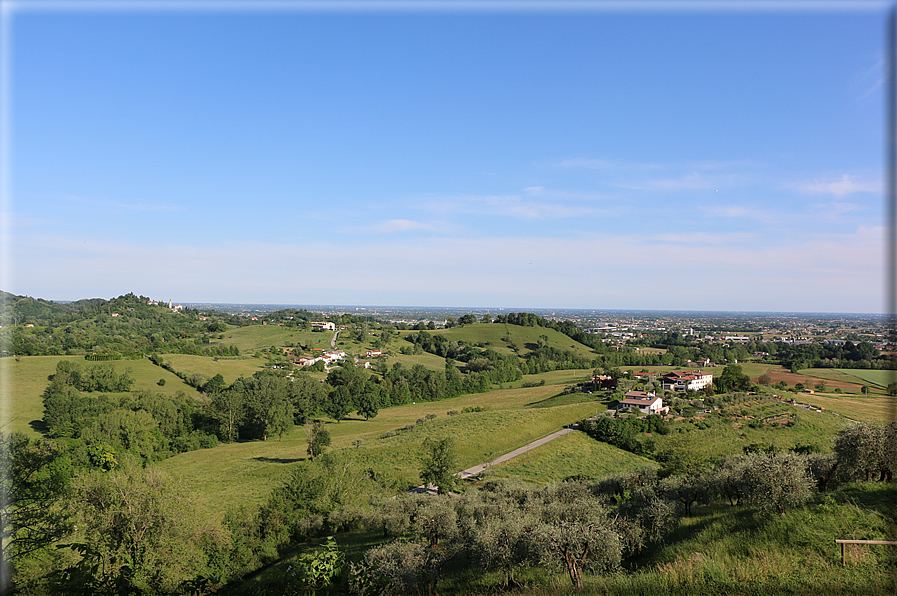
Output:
408,423,582,495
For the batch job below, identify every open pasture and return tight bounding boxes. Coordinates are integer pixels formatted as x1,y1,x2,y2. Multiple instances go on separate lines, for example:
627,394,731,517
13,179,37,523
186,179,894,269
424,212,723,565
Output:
428,323,599,360
793,393,897,423
388,350,450,372
490,430,657,483
157,383,601,521
833,368,896,389
2,355,204,437
220,325,335,352
158,353,268,385
653,409,847,460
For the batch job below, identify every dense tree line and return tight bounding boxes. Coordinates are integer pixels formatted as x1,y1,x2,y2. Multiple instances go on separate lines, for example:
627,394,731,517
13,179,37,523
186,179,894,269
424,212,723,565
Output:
41,360,219,462
2,293,241,357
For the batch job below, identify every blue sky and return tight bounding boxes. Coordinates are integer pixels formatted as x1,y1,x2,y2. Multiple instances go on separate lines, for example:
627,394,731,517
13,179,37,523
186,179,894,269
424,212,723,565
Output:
1,1,888,312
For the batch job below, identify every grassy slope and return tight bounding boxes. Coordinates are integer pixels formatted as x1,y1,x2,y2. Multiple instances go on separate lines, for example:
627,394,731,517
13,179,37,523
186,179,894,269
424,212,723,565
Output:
832,368,897,388
437,483,897,595
158,353,268,385
427,323,599,361
156,384,603,522
490,430,658,483
653,408,847,459
219,325,336,353
2,355,205,437
792,393,897,423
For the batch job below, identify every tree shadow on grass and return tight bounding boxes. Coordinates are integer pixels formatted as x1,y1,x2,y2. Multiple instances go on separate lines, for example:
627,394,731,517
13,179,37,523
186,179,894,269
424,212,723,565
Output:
252,456,303,464
29,419,49,434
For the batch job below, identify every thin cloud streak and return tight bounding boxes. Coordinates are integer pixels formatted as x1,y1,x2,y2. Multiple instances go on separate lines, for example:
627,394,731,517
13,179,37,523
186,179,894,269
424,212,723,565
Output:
792,174,879,197
12,227,882,312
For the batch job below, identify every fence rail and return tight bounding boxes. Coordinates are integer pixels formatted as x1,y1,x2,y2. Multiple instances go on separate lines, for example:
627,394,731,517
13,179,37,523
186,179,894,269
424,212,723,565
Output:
834,539,897,565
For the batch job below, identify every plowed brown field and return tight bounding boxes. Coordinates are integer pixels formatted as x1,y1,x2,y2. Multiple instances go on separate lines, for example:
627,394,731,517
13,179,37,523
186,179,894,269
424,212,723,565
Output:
754,368,864,391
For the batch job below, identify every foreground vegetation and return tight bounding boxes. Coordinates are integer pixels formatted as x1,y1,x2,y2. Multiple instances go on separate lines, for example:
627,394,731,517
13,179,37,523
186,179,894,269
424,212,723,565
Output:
2,292,895,594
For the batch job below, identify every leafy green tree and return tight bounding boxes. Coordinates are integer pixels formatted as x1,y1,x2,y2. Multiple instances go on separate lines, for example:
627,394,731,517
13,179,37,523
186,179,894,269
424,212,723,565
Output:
242,372,294,441
324,386,354,423
355,385,380,421
202,373,226,395
57,457,206,595
288,536,345,594
714,364,752,393
306,421,331,461
459,487,540,588
0,434,74,593
741,452,813,515
211,386,245,443
420,438,458,495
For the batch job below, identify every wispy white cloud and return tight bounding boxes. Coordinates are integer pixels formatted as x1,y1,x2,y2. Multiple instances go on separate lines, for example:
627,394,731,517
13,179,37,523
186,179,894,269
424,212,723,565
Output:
417,193,614,220
367,219,438,234
620,172,713,191
858,58,883,101
653,232,755,245
792,174,879,197
554,157,662,170
56,194,183,213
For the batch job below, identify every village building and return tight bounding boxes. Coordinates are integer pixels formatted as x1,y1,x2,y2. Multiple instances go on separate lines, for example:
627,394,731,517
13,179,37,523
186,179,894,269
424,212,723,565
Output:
615,391,668,415
661,370,714,392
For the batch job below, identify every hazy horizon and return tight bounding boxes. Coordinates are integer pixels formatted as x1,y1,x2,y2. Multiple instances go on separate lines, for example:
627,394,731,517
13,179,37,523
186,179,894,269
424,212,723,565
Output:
2,2,886,313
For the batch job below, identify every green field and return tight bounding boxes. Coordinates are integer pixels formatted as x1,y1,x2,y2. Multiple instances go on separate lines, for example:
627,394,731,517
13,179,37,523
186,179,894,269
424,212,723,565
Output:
833,368,897,389
792,394,897,423
156,384,603,521
2,355,205,437
491,431,657,483
158,353,269,385
652,408,848,460
427,323,599,360
219,325,337,352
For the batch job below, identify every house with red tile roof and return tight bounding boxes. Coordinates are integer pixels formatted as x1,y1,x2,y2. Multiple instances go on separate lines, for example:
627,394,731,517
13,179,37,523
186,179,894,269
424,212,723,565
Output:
661,370,713,392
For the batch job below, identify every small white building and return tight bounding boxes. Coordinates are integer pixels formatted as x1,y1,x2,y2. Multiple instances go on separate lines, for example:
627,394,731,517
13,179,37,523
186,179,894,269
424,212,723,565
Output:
662,370,714,392
615,391,668,415
311,321,336,331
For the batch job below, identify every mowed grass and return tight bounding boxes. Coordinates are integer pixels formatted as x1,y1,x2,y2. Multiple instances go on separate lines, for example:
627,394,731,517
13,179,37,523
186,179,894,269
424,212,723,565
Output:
427,323,599,361
389,350,451,372
490,431,658,483
800,368,876,386
157,384,600,522
833,368,897,389
220,325,336,352
159,354,269,385
2,355,205,437
794,393,897,423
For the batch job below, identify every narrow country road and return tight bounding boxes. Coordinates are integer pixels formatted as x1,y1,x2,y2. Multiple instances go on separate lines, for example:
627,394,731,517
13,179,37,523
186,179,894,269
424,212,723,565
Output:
330,330,338,348
408,422,583,495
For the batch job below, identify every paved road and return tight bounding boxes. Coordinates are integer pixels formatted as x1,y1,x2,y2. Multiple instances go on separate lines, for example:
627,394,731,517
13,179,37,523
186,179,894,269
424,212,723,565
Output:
408,423,581,494
330,330,338,348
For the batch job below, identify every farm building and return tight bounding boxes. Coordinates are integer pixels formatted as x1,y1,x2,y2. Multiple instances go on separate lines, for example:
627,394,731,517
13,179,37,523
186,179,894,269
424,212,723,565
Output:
615,391,668,415
661,370,713,392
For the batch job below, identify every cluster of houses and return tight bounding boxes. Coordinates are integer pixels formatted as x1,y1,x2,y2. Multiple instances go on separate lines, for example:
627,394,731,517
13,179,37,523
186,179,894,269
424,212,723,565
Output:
293,349,346,367
591,369,715,417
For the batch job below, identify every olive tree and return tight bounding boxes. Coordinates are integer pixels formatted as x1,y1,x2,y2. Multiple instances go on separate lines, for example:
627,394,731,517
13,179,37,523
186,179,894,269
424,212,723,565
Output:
535,487,621,591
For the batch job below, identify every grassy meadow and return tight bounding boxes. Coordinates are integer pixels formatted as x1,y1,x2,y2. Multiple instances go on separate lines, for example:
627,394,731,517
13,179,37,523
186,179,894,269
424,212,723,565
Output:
1,355,205,437
156,383,604,522
832,368,897,389
428,323,599,361
490,430,657,483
